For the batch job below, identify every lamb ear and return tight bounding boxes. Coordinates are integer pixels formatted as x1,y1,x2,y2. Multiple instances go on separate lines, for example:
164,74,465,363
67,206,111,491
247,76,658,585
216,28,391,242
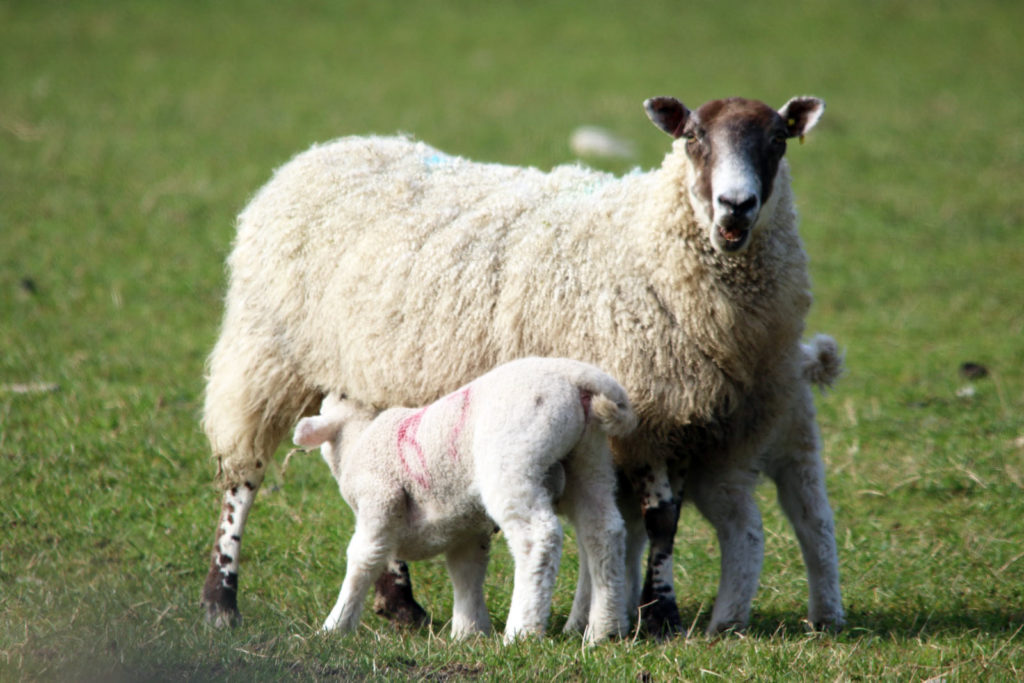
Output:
644,97,691,138
779,96,825,139
293,415,339,448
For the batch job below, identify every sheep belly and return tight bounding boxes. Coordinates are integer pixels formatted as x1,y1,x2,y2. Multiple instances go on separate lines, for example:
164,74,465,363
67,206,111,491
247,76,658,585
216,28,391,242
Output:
340,405,495,561
394,497,494,562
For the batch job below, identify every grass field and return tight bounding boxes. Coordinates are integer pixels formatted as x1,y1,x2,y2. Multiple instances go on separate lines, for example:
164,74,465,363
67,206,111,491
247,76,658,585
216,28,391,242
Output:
2,0,1023,679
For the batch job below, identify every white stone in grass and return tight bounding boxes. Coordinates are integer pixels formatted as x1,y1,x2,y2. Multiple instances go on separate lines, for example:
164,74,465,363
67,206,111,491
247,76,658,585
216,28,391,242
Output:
569,126,634,159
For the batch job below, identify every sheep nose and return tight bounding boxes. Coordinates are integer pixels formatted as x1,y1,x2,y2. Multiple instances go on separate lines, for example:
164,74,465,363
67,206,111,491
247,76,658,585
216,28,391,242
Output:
717,194,758,215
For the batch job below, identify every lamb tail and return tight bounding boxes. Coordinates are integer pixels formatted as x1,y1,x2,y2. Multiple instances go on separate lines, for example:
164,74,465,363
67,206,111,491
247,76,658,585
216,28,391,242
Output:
589,392,638,437
801,334,844,390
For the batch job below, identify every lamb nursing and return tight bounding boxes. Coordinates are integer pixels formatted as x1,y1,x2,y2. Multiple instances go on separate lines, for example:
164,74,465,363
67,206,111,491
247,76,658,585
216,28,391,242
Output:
293,357,635,644
201,94,844,636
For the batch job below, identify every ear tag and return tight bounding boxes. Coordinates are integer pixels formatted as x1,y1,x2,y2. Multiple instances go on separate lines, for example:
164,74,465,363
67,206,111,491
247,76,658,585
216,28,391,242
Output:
787,117,804,143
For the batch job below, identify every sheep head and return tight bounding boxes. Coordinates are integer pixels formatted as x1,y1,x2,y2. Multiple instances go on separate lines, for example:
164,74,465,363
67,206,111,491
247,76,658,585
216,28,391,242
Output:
293,396,375,481
645,95,824,255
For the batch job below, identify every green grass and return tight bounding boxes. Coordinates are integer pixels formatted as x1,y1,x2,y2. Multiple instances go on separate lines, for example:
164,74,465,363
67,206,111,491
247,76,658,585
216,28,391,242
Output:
3,0,1023,679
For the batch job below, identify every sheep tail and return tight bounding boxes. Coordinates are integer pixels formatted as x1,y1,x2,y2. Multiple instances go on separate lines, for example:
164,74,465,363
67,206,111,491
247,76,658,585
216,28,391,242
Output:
800,334,844,391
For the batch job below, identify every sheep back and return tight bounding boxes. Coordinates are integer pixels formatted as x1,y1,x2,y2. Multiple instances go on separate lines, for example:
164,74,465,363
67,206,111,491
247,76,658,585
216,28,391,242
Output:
217,135,812,472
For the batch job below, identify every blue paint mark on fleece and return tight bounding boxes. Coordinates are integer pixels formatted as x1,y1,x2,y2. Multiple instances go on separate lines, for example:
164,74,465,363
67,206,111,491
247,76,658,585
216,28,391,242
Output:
423,153,453,171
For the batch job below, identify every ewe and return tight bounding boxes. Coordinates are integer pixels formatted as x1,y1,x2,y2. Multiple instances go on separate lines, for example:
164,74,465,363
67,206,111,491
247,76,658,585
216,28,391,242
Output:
201,94,844,636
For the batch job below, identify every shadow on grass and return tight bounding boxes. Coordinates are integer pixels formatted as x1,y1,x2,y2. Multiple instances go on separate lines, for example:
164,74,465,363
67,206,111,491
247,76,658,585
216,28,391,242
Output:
698,606,1024,641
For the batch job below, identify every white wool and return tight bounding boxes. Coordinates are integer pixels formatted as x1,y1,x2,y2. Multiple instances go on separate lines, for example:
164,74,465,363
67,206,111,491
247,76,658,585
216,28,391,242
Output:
202,105,843,635
293,357,634,644
206,133,808,464
801,333,844,390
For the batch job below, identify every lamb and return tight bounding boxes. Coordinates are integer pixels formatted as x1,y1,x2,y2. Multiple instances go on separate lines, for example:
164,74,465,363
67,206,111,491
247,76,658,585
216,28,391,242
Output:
200,93,844,637
567,332,845,634
291,357,634,643
801,334,843,392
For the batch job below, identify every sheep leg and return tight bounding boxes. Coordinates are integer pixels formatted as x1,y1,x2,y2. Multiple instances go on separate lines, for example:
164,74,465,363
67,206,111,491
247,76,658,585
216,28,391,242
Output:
768,452,844,631
617,470,648,625
565,464,627,635
323,522,392,633
559,439,629,643
496,502,563,643
635,461,683,637
200,326,318,626
565,500,643,636
690,467,763,634
445,534,493,638
563,539,592,634
372,560,429,626
202,478,261,627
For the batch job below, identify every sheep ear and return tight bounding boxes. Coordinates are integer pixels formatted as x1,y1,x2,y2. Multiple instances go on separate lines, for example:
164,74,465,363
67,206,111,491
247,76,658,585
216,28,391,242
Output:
644,97,691,138
293,415,339,448
779,96,824,139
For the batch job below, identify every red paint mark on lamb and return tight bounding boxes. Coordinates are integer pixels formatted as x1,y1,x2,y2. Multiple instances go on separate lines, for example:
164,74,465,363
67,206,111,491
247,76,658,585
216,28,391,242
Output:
396,407,430,489
446,386,472,460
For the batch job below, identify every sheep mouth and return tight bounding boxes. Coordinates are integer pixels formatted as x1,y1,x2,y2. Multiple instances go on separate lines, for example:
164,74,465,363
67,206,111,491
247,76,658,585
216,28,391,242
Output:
716,223,750,251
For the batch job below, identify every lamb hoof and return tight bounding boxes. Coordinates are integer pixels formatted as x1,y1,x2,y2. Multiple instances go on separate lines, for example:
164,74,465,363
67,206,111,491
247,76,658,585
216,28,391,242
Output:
503,626,543,644
808,613,846,633
640,598,682,639
562,616,587,635
451,623,491,640
583,621,628,645
705,619,746,637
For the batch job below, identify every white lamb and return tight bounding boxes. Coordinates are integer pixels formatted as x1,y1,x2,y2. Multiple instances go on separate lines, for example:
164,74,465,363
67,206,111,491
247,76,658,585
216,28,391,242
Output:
569,332,845,632
201,94,844,637
292,357,634,644
801,334,843,392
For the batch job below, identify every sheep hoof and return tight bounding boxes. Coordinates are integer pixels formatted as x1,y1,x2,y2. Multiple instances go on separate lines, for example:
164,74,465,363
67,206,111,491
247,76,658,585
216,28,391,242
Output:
640,598,682,639
205,604,241,629
372,599,429,627
201,568,241,628
202,596,241,628
372,567,429,627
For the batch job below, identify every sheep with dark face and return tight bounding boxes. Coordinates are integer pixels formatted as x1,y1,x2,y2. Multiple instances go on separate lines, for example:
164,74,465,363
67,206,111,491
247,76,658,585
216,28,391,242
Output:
200,94,843,636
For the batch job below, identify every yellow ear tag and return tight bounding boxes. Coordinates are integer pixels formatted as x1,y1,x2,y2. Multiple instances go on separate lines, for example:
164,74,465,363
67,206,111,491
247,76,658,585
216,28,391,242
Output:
787,118,804,143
